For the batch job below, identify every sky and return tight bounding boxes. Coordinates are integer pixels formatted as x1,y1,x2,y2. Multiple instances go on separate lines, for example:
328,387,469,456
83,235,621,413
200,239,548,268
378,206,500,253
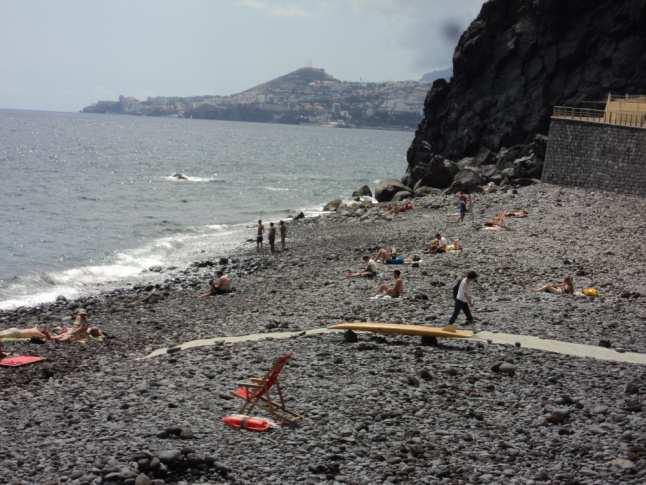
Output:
0,0,484,111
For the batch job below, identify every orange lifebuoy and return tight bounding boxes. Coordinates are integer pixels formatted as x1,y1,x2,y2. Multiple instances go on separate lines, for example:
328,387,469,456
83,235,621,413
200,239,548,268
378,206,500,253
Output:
222,414,276,432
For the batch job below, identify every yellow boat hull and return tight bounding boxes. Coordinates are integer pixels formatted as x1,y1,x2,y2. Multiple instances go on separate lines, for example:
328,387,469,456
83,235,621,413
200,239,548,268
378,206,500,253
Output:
330,322,474,339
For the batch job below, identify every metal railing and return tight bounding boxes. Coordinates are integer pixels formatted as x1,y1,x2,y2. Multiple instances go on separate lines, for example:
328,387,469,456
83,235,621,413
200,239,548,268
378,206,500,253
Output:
608,93,646,103
552,106,646,129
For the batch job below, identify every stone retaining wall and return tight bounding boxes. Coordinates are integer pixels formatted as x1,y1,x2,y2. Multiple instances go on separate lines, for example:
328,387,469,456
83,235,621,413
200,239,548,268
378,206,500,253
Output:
543,118,646,196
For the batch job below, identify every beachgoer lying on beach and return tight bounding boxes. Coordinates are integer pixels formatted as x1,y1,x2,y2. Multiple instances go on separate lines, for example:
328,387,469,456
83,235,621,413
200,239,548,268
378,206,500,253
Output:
385,200,413,215
446,239,463,252
376,269,404,298
484,213,507,230
426,233,449,254
199,270,233,298
375,246,396,263
505,210,529,218
0,327,49,341
535,276,574,295
346,256,378,278
47,309,105,342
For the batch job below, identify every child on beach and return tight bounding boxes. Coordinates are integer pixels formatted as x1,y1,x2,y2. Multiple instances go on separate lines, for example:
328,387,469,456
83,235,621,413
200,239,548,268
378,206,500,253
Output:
346,256,378,278
376,269,404,298
256,220,264,251
449,271,478,325
457,192,469,222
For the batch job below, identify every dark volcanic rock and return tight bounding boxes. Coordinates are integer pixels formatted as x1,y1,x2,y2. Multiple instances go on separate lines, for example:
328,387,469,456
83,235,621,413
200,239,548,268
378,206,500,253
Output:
405,0,646,186
352,185,373,198
448,169,484,193
374,179,412,202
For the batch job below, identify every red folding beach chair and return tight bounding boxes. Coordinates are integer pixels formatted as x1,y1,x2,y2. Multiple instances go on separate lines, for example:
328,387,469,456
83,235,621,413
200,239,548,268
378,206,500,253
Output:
231,352,302,423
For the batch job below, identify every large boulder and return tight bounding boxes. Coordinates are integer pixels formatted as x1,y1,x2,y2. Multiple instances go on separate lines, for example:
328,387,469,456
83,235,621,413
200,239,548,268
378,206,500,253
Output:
414,186,442,197
391,191,413,202
448,169,484,193
511,154,543,179
480,164,499,182
323,199,342,211
351,185,372,198
374,179,412,202
405,155,458,189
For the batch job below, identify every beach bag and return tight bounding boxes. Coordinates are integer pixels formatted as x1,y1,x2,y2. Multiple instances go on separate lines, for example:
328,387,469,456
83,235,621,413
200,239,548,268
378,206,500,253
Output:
582,288,599,298
452,279,461,299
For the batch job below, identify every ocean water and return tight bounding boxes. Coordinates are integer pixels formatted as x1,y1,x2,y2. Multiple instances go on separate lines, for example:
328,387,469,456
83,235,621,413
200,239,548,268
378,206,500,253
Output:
0,110,412,309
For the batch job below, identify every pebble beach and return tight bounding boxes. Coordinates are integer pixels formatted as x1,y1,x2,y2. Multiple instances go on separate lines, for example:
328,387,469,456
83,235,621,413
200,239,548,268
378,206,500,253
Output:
2,183,646,484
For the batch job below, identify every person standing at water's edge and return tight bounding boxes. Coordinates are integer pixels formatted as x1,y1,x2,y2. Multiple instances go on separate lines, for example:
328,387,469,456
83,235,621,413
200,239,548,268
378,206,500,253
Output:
268,222,277,253
279,220,287,250
449,271,478,325
256,220,264,251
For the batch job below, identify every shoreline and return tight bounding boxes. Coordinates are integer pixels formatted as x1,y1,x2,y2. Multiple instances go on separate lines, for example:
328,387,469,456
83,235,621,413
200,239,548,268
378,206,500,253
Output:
2,182,646,484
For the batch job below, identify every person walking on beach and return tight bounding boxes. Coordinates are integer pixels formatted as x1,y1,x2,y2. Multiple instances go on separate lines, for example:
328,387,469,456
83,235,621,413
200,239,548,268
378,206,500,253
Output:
449,271,478,325
279,220,287,250
268,222,277,253
457,192,469,223
256,220,264,251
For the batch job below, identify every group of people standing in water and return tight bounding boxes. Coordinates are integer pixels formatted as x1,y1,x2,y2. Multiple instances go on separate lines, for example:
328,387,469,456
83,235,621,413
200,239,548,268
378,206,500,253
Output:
256,219,287,253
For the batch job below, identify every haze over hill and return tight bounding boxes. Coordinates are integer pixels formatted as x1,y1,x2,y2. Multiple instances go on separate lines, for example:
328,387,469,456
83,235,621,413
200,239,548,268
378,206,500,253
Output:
82,67,430,130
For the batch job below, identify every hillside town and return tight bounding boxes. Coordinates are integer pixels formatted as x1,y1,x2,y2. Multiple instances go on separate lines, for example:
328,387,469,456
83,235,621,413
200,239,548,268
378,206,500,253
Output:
82,67,431,130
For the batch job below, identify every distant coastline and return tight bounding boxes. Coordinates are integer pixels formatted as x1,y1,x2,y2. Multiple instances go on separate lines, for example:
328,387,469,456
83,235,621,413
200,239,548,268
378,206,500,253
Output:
82,67,434,131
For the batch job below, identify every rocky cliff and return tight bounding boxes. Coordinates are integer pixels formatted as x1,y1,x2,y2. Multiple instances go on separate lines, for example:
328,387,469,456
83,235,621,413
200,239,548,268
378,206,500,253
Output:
405,0,646,190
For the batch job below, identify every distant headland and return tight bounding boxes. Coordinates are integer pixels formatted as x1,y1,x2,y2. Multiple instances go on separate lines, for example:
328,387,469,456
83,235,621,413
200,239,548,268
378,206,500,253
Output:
82,67,436,130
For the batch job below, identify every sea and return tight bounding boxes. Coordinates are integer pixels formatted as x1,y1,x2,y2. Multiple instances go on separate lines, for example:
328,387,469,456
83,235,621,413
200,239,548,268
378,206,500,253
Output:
0,109,412,310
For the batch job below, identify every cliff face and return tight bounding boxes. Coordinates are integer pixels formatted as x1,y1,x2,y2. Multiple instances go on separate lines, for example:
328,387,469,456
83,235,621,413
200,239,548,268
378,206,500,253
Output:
406,0,646,187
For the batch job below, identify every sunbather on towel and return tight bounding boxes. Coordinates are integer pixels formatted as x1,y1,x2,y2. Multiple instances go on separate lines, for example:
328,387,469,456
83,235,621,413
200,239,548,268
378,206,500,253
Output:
346,256,378,278
426,233,448,254
376,269,404,298
0,327,49,341
376,246,396,262
199,270,232,298
48,309,105,342
484,213,507,230
446,239,463,252
535,276,574,295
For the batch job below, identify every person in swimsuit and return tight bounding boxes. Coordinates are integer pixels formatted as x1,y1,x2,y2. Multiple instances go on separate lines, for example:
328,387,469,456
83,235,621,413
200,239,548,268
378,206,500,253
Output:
199,270,232,298
535,276,574,295
256,220,264,251
47,309,104,342
279,220,287,250
268,222,277,253
346,256,378,278
376,269,404,297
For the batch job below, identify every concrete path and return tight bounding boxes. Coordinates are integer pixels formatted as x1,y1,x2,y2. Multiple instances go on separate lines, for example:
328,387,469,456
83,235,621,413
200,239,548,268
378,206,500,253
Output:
144,327,646,366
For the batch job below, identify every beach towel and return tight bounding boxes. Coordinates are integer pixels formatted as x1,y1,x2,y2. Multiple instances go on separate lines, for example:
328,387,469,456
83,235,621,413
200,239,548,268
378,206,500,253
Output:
0,355,46,367
385,256,405,265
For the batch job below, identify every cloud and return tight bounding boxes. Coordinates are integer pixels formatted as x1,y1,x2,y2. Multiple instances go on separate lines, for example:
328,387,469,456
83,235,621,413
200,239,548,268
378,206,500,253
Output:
237,0,309,17
348,0,485,72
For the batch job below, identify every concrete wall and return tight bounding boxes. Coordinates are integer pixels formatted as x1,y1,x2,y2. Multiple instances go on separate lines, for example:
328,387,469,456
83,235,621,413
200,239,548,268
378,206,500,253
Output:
542,118,646,196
